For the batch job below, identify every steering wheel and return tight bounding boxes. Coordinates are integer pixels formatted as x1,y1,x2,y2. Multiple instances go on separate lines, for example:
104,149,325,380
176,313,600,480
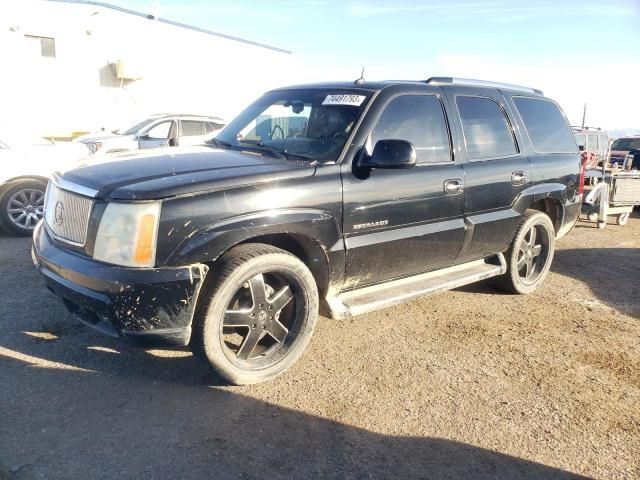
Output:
270,124,285,140
330,132,348,145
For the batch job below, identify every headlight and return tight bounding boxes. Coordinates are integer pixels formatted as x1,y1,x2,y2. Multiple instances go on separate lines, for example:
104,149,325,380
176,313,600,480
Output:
93,202,161,268
85,142,102,154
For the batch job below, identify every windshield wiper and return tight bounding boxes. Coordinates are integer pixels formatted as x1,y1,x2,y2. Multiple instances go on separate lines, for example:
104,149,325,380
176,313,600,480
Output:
237,141,288,161
207,138,233,149
211,138,313,162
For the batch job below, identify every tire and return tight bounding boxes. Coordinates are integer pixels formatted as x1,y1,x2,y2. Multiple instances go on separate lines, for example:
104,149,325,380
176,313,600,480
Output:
617,213,630,226
0,180,47,236
496,210,556,294
191,243,319,385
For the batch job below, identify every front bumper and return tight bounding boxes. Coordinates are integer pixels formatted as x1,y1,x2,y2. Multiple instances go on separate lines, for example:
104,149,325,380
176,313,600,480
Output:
32,222,208,347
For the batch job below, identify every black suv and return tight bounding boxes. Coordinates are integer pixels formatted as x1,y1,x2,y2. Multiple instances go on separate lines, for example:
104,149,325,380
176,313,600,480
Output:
33,78,582,384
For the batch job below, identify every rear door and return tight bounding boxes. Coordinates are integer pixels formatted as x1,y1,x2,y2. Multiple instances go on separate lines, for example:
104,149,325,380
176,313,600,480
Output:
442,87,531,261
341,90,466,288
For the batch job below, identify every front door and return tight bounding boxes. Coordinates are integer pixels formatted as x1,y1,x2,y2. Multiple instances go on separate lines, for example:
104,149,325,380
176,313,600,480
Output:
341,93,466,289
138,120,176,149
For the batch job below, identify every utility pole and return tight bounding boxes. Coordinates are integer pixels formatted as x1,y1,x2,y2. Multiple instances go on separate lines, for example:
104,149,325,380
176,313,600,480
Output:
581,104,586,130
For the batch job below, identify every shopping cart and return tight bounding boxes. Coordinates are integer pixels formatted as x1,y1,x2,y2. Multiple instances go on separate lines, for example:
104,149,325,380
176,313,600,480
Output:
583,168,640,228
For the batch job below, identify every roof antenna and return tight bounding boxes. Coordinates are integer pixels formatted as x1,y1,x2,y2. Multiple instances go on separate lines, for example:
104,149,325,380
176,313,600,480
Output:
354,67,365,85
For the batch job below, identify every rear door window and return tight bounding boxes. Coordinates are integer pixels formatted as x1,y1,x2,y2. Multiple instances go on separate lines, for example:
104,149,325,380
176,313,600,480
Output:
181,120,205,137
587,134,598,152
513,97,576,153
371,95,452,164
456,96,518,160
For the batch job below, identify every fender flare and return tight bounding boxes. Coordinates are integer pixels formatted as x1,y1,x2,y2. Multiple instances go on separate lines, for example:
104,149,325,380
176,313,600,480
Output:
166,208,344,267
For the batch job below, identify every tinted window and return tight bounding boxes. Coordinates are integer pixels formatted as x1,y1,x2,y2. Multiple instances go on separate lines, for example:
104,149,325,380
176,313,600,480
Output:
371,95,451,164
513,97,576,153
457,96,517,159
181,120,205,136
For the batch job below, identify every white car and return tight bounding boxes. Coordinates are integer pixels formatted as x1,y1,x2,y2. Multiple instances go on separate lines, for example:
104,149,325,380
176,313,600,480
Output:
74,114,225,154
0,127,91,236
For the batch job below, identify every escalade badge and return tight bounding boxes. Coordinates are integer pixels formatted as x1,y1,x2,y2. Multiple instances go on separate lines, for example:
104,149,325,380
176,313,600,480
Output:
54,201,64,226
353,220,388,230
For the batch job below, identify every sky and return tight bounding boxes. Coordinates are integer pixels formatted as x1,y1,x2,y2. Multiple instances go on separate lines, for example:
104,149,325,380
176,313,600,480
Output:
110,0,640,131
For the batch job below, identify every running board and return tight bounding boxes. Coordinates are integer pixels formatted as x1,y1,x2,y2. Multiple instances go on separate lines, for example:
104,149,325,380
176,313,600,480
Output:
327,254,506,319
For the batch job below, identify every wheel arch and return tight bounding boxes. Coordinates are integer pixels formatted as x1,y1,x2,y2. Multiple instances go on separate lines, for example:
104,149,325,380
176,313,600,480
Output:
513,183,567,233
0,175,49,195
164,208,343,298
237,233,331,297
529,197,562,233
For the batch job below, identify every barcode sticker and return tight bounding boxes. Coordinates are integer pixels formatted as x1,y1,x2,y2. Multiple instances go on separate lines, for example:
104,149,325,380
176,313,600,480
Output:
322,94,366,106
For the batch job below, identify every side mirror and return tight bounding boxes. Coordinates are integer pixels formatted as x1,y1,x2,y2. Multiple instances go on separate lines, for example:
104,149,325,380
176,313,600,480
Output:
359,139,417,170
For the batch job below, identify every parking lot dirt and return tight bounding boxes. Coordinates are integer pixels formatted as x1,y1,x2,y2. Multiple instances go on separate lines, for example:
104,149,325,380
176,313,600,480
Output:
1,213,639,480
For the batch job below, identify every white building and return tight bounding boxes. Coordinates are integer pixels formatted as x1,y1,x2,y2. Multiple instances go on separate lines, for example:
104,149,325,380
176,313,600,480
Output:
0,0,293,137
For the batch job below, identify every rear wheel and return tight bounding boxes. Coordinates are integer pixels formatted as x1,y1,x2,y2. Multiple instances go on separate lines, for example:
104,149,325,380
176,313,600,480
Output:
497,211,555,294
0,180,47,236
191,243,319,385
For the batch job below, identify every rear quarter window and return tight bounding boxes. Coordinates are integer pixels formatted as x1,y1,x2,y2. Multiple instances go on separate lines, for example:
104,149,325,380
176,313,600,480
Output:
513,97,576,153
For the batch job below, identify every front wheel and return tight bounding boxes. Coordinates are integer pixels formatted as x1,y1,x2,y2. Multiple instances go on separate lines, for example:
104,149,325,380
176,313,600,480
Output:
191,243,319,385
0,180,47,236
496,211,556,294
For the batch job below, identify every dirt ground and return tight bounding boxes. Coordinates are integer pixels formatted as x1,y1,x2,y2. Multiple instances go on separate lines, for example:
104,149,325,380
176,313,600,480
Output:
0,212,638,480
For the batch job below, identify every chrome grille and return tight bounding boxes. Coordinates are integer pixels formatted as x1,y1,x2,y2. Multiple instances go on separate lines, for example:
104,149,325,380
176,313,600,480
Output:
44,183,94,245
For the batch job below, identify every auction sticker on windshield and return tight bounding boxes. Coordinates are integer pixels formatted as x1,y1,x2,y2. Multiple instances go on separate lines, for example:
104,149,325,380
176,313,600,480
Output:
322,94,366,106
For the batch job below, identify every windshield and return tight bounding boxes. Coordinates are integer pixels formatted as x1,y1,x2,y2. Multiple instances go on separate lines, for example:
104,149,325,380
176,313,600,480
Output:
115,118,156,135
611,138,640,151
214,89,371,162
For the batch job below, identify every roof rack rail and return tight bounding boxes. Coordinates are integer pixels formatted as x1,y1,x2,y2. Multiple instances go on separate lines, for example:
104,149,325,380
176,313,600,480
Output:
425,77,544,95
571,125,604,132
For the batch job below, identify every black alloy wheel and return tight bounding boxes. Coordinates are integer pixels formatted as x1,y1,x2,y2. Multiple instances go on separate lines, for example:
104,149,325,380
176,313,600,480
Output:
497,210,556,294
222,271,299,365
192,243,319,385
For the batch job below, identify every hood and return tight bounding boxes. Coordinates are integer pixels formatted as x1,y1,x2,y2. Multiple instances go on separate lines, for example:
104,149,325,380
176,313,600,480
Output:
50,141,92,159
59,146,316,200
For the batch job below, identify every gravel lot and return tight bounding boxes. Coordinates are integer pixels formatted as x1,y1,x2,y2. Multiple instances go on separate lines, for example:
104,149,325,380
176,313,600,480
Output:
1,213,638,480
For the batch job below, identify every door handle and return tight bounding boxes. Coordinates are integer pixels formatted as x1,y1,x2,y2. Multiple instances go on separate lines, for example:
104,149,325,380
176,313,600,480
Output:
444,179,464,195
511,171,526,186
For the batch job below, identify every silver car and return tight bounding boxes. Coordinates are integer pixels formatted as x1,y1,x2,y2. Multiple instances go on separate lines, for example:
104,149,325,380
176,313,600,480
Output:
75,114,225,154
